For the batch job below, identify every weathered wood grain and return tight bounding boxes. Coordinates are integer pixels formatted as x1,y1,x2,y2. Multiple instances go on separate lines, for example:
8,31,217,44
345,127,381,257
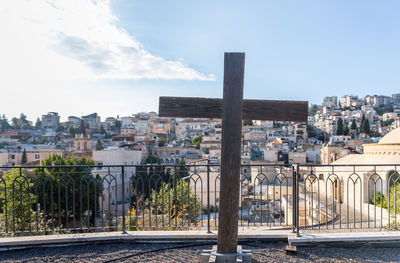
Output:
159,97,308,122
217,52,245,253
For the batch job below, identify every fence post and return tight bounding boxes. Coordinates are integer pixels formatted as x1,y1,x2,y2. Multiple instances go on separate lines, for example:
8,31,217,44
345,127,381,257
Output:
121,166,126,234
207,159,211,233
295,164,300,237
292,165,297,233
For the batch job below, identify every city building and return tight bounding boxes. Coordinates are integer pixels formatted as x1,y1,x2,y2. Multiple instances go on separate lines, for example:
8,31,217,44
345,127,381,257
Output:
93,148,142,216
152,119,174,135
322,96,338,108
41,112,60,131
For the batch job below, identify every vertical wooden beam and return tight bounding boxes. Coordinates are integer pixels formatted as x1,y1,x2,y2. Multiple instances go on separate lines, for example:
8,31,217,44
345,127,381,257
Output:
217,52,245,253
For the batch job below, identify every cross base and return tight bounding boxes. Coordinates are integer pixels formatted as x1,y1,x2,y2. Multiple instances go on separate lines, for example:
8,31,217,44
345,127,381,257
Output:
201,245,251,263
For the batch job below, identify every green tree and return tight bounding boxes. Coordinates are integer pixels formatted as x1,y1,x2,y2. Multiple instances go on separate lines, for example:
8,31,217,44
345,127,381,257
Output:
0,115,12,131
363,118,371,135
20,123,29,130
243,120,253,126
68,126,79,136
56,126,65,133
99,125,106,134
33,155,103,229
306,125,317,138
36,137,48,145
0,142,9,149
192,135,203,149
360,114,366,133
132,156,185,204
336,118,343,135
374,105,394,116
145,155,160,164
147,181,201,224
11,113,31,130
308,104,319,116
175,158,188,180
351,119,357,130
11,117,19,129
158,136,167,147
382,119,394,127
0,169,50,233
343,120,349,136
114,120,121,133
21,149,27,164
35,118,42,130
95,140,103,150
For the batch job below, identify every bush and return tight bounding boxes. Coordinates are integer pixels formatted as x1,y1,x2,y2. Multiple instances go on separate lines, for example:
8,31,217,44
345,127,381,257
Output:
147,181,201,223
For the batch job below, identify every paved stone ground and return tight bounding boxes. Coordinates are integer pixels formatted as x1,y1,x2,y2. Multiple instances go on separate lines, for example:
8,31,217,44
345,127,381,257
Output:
0,241,399,262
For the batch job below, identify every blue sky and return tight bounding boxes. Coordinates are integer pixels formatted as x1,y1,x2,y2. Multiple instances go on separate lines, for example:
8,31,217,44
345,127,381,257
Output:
1,0,400,121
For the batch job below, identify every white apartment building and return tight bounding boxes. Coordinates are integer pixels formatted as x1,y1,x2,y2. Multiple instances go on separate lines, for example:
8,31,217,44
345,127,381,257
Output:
365,95,392,106
314,119,337,135
92,149,142,216
383,112,398,122
0,146,64,166
121,116,135,127
134,120,150,131
175,119,217,140
329,135,352,146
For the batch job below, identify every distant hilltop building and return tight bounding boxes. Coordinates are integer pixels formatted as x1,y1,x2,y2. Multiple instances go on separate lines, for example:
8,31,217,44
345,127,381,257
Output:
67,116,81,126
392,93,400,104
81,113,100,130
364,95,392,106
41,112,60,131
341,95,361,108
322,96,337,108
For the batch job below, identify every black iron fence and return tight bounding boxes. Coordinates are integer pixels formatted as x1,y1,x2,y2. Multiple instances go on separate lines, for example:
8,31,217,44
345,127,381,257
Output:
0,163,400,236
296,164,400,235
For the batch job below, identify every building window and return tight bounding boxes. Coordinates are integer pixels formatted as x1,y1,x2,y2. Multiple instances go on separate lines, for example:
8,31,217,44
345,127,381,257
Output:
35,154,40,159
10,154,15,160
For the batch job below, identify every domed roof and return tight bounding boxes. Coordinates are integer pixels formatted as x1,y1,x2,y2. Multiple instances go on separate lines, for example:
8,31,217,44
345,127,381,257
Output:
378,127,400,144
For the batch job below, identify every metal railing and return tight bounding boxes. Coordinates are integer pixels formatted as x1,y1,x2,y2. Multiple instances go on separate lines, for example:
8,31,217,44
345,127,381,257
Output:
295,164,400,235
0,163,399,236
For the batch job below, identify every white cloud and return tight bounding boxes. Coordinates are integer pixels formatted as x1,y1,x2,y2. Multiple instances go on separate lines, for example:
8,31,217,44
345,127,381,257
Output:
0,0,214,81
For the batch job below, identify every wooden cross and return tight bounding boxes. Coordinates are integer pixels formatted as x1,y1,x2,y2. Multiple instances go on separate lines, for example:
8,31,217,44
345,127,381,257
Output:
158,53,308,254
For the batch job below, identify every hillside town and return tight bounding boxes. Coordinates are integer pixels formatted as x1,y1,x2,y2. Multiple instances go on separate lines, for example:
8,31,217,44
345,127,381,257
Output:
0,93,399,169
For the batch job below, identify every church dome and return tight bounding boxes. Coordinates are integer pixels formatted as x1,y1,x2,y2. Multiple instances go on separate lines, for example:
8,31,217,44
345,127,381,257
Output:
378,127,400,144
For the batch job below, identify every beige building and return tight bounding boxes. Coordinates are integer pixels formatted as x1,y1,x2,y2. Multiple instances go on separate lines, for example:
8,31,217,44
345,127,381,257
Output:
0,147,64,166
289,151,307,164
243,130,267,142
307,128,400,228
175,119,217,140
75,134,92,151
121,127,137,136
152,119,174,135
152,146,198,164
294,123,307,141
321,144,352,164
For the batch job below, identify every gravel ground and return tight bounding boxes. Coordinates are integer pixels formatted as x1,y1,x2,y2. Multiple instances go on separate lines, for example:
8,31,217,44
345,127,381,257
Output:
0,241,400,262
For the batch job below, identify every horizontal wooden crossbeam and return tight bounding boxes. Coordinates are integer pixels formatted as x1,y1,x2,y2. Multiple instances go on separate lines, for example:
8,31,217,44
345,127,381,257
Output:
159,96,308,122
